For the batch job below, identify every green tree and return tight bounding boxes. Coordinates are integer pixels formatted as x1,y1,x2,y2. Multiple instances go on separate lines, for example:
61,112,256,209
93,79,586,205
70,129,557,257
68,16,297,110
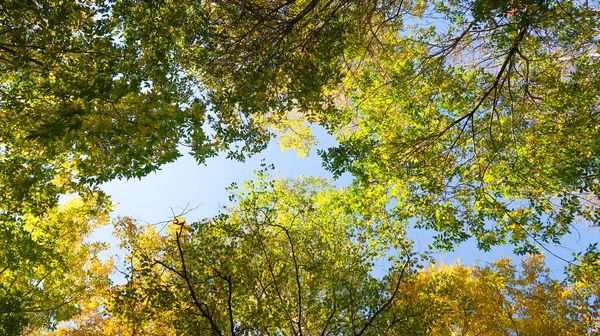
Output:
1,0,211,214
2,0,600,333
44,180,599,335
172,0,600,265
0,2,247,331
3,1,599,254
0,193,113,335
318,0,600,259
103,173,417,335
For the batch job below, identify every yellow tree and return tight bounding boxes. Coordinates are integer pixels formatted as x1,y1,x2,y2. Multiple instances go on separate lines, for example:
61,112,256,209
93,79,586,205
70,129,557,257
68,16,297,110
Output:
52,173,418,335
0,193,113,335
391,255,599,335
46,176,599,335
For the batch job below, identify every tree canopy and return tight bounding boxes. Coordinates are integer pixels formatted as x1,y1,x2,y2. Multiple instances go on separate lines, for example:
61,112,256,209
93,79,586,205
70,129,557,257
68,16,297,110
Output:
1,0,599,334
43,175,600,335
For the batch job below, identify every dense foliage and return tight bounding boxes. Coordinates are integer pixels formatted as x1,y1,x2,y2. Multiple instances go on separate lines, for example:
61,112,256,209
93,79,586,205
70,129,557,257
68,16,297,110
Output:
0,0,599,334
44,176,600,335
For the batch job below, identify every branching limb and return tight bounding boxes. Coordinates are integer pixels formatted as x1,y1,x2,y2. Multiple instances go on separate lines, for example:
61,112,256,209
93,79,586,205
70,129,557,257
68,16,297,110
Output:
356,258,410,336
171,221,224,336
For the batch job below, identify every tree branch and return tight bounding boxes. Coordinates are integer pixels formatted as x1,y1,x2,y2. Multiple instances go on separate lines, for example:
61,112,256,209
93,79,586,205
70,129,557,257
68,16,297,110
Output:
173,221,223,336
356,259,410,336
419,23,530,147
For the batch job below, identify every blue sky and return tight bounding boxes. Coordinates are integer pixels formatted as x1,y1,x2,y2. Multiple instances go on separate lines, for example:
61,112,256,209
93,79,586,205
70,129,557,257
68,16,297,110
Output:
100,127,343,222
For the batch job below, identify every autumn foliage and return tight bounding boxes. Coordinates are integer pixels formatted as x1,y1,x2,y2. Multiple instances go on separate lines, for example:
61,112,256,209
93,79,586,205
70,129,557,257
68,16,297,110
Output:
1,0,599,334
